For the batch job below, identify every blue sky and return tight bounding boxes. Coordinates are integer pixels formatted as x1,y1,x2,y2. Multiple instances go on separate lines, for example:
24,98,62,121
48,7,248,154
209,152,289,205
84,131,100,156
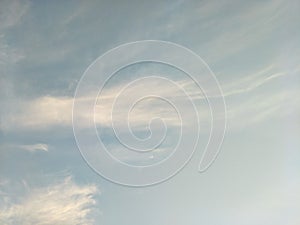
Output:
0,0,300,224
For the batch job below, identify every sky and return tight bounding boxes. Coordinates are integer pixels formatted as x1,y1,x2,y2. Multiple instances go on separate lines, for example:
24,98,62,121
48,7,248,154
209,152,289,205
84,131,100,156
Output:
0,0,300,224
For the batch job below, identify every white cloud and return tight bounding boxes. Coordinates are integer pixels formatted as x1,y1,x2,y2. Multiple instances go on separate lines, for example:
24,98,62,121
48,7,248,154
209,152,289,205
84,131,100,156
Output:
0,177,99,225
17,143,49,152
0,96,73,131
1,143,48,153
0,81,190,131
0,64,298,132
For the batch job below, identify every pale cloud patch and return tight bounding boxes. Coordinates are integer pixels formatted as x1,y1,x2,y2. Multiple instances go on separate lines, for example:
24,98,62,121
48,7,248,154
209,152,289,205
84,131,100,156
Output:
226,89,300,129
16,143,49,152
0,176,99,225
0,80,193,131
220,65,287,97
0,143,49,152
0,96,73,131
0,64,298,132
0,0,30,30
186,64,287,98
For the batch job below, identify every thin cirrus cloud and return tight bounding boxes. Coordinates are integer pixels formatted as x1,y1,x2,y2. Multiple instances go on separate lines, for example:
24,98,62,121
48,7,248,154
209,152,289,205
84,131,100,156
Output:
0,176,99,225
15,143,49,152
0,1,299,225
0,64,297,133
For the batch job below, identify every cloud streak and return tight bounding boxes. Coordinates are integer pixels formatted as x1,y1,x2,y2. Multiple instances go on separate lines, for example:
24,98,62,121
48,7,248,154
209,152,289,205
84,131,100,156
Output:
16,143,49,152
0,64,298,133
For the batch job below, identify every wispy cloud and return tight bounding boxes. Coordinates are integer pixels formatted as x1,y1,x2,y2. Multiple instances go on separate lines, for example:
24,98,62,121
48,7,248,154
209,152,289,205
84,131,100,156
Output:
0,176,99,225
226,88,300,129
16,143,49,152
220,65,287,97
1,63,298,133
184,64,288,98
0,143,48,153
0,0,30,30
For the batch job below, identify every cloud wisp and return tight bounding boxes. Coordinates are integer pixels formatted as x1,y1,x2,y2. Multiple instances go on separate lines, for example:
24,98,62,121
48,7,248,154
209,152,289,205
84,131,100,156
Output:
0,176,99,225
0,63,297,133
15,143,49,152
